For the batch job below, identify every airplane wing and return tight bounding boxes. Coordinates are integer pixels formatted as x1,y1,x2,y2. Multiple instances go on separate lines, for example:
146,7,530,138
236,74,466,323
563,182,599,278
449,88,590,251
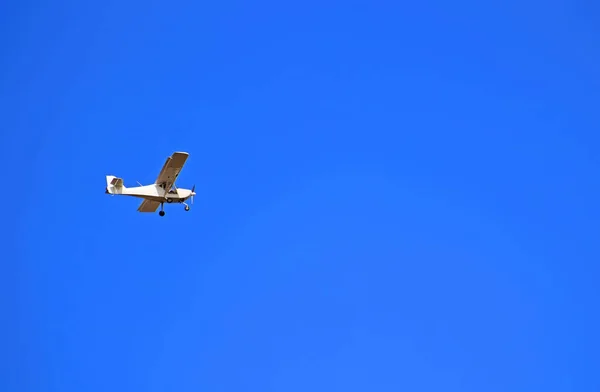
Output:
155,151,189,191
137,199,161,213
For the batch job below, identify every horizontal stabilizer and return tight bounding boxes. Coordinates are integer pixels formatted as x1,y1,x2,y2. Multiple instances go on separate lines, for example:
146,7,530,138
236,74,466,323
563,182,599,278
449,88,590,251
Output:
110,177,124,187
105,175,126,194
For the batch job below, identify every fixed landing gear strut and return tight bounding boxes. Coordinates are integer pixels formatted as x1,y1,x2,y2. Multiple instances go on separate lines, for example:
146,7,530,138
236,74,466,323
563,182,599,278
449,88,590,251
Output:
158,200,191,216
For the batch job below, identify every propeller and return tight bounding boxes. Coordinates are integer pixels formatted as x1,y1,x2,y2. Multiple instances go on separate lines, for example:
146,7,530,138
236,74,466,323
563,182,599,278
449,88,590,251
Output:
191,184,196,204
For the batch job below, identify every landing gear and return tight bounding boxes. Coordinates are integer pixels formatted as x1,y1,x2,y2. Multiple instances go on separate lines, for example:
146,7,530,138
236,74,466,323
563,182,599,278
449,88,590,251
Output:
156,200,191,215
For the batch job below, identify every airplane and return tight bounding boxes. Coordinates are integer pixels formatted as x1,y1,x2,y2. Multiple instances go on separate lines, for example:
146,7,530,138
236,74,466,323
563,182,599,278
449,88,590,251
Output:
105,151,195,216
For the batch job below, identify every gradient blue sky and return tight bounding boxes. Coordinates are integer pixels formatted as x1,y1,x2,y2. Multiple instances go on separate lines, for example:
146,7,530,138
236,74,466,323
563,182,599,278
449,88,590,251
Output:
3,1,600,391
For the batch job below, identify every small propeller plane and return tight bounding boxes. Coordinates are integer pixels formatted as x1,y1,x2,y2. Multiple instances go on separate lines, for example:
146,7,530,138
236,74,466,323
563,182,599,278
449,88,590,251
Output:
105,151,195,216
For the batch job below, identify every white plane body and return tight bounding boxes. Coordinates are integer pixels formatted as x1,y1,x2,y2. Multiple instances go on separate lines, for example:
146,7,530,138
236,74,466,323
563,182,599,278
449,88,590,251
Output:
105,151,195,216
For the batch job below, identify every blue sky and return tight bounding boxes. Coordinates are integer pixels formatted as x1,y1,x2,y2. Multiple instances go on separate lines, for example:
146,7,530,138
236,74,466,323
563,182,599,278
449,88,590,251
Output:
2,0,600,390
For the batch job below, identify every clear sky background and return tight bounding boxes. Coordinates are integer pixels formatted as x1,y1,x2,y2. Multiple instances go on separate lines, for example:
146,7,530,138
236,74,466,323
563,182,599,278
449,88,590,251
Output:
2,1,600,391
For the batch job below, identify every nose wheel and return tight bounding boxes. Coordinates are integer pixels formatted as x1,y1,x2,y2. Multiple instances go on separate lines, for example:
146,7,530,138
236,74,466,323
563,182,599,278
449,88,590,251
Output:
184,203,190,211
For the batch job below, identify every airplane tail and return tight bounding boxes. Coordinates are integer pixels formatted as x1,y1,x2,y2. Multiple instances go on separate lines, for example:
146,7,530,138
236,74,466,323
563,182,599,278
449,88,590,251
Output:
105,175,126,194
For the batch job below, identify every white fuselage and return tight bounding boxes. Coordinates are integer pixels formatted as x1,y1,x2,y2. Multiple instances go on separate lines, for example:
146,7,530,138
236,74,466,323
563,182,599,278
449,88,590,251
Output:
106,184,194,203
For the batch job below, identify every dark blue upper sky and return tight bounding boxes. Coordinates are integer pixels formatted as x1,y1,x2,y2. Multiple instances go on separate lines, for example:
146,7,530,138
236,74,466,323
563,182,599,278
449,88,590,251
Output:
3,1,600,391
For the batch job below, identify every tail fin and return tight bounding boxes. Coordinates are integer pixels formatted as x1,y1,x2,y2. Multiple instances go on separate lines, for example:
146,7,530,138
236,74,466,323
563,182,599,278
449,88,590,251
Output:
105,175,126,194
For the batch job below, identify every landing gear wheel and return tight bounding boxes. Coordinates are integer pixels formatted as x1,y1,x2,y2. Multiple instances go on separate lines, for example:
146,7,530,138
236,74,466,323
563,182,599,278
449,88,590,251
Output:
159,210,165,216
184,205,190,211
